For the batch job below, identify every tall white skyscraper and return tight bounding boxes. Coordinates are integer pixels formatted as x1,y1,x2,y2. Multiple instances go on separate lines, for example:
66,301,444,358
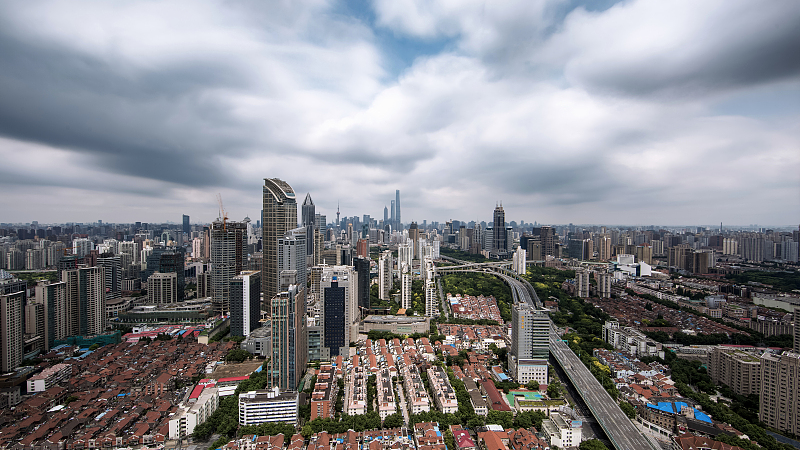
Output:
378,250,393,301
424,258,438,317
401,262,411,311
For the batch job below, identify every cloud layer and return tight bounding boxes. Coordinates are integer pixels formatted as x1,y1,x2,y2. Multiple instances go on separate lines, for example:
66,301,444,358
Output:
0,0,798,226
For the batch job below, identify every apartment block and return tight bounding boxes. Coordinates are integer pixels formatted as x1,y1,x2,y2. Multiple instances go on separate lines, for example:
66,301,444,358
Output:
238,388,298,425
376,368,396,421
310,365,338,420
759,351,800,435
709,347,761,396
427,366,458,414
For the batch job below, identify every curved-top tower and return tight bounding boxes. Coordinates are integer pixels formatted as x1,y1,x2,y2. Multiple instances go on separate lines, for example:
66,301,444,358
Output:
263,178,297,307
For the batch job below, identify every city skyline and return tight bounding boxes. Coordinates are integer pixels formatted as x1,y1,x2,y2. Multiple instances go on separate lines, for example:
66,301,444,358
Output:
0,1,798,225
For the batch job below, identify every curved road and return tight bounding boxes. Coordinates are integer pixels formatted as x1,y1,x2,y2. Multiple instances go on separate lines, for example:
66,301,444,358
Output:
436,258,656,450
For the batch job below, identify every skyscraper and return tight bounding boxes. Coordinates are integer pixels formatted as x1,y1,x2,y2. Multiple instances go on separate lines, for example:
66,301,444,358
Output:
0,291,23,373
378,250,393,301
62,266,106,337
491,204,508,259
302,193,316,260
424,258,438,317
321,266,355,358
263,178,298,307
277,227,307,292
270,283,306,390
395,190,401,230
97,255,122,301
183,214,191,234
509,302,550,385
760,351,800,435
211,219,247,315
353,257,370,313
390,200,395,231
383,206,388,225
401,262,411,310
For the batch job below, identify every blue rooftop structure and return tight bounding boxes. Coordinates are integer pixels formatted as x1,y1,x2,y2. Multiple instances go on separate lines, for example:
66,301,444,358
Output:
645,401,712,424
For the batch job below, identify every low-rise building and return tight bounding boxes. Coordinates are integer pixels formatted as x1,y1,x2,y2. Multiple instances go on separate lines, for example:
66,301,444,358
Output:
168,386,219,439
403,361,431,414
376,368,396,421
541,413,582,448
238,387,298,425
26,363,72,392
310,366,338,420
360,315,431,335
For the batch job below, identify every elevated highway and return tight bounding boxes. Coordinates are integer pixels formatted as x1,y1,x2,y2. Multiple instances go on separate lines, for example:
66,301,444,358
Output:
435,257,656,450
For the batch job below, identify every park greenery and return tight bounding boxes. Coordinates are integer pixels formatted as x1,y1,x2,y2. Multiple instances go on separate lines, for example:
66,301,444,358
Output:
440,247,489,263
725,270,800,293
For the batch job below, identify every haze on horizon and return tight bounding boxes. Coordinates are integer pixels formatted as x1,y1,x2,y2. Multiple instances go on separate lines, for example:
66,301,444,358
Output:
0,0,798,226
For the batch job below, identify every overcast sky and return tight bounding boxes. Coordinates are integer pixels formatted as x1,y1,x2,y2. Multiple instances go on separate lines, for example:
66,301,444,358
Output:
0,0,798,227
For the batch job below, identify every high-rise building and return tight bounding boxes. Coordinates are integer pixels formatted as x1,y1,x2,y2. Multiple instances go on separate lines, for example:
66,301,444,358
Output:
321,266,355,359
183,214,191,235
509,302,550,385
541,226,556,259
263,178,298,308
576,269,590,298
0,291,24,373
211,220,248,315
302,193,316,261
512,247,526,275
147,272,178,304
231,271,261,337
596,271,612,299
353,257,370,313
62,266,106,337
356,239,369,259
759,351,800,435
277,227,307,292
378,251,393,301
401,262,411,311
269,283,306,390
390,200,395,231
395,190,401,230
383,206,388,225
424,258,438,317
491,205,507,259
794,307,799,354
34,281,66,351
97,255,122,301
709,347,760,397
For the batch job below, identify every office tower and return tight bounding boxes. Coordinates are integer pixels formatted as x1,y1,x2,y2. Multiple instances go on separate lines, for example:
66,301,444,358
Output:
270,283,306,390
263,178,298,309
378,251,393,301
147,272,178,304
491,204,508,259
96,255,122,301
183,214,191,234
231,271,261,337
576,270,590,298
759,351,800,435
401,262,411,310
424,258,438,317
62,266,106,337
0,291,24,373
353,257,370,313
278,227,307,293
383,206,388,225
509,302,550,385
144,247,186,300
541,226,556,259
302,193,316,261
321,266,355,358
395,190,401,230
211,219,248,315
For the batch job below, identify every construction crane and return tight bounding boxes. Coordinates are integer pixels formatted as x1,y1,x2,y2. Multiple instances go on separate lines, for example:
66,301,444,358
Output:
216,193,228,230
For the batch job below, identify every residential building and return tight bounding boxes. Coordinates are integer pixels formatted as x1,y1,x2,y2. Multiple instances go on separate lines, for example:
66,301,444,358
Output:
238,388,299,425
376,368,397,421
709,347,761,397
230,271,261,337
353,256,370,314
310,366,338,420
424,258,438,317
0,291,24,372
576,269,590,298
401,262,411,311
759,351,800,435
278,227,307,291
427,366,458,413
26,363,72,392
378,251,393,301
96,255,123,301
62,266,106,337
263,178,298,308
168,386,219,439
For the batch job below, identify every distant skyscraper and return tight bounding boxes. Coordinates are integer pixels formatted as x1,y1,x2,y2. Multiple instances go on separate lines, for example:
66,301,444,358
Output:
263,178,298,307
378,251,393,301
491,204,508,259
231,271,261,337
795,307,799,354
0,291,24,373
302,193,316,259
390,200,396,230
183,214,190,234
395,190,401,230
211,219,247,315
384,206,388,225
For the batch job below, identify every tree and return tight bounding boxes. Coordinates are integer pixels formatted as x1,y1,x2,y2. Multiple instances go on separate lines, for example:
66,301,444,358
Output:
579,439,609,450
301,424,313,439
486,410,513,429
382,413,404,429
619,402,636,420
525,380,540,391
547,380,562,398
225,348,252,363
88,343,101,351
